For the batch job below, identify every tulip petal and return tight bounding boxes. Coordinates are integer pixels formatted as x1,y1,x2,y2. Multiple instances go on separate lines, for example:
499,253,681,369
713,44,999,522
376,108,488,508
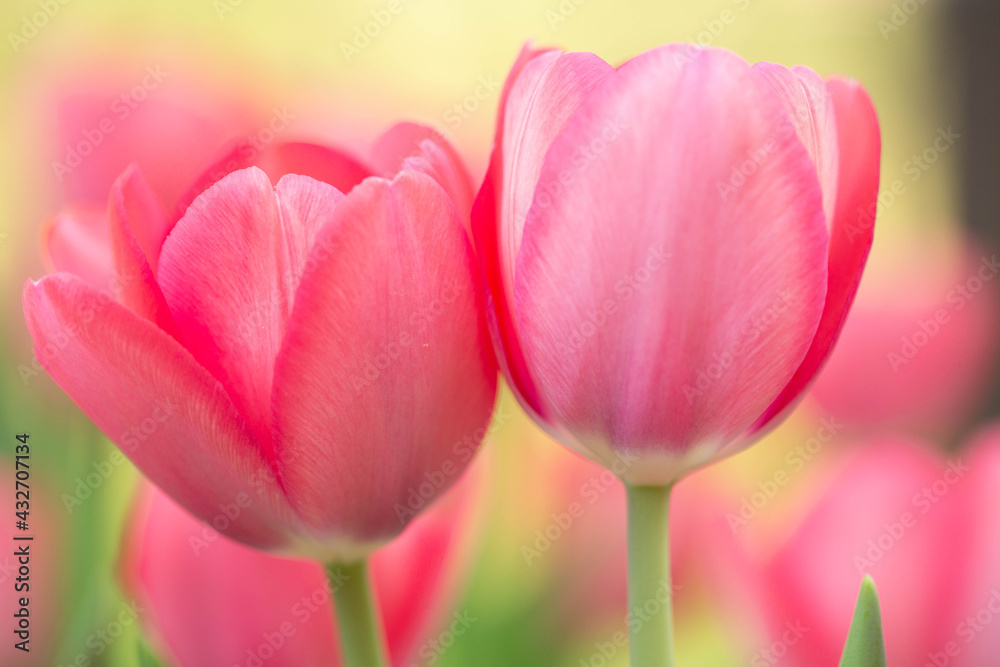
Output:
370,122,476,226
173,141,372,221
750,77,881,434
763,440,971,666
472,46,611,430
515,46,828,481
273,172,496,546
108,166,177,335
158,168,344,463
22,273,291,548
753,63,840,223
41,206,113,288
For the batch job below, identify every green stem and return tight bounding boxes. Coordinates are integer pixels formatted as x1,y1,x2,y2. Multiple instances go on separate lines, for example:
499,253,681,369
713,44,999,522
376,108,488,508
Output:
328,560,389,667
626,484,676,667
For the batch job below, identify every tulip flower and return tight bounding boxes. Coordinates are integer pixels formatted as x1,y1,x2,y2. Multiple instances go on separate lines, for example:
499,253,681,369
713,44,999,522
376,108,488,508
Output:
755,432,1000,666
121,462,481,667
42,68,263,288
474,42,880,665
24,126,496,667
809,238,999,439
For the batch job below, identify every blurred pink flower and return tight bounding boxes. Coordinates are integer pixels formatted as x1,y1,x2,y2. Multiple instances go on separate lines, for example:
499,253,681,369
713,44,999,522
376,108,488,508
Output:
809,240,1000,437
41,69,262,281
755,432,1000,666
472,43,881,485
24,127,497,560
122,465,482,667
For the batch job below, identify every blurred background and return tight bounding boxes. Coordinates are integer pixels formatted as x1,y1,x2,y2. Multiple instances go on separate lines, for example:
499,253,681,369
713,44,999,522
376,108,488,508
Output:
2,0,999,665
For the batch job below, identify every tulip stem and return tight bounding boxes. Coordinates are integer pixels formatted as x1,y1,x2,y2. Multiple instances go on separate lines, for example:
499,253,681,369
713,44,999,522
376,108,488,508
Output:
626,483,676,667
329,559,389,667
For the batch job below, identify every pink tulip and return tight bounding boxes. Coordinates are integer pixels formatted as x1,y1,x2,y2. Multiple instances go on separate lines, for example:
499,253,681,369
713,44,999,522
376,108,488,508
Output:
755,433,1000,666
473,43,881,484
41,69,262,287
23,126,497,559
122,464,481,667
808,239,1000,437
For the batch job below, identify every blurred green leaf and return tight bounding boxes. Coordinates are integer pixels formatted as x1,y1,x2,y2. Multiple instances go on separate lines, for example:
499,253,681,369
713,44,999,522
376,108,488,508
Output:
838,575,887,667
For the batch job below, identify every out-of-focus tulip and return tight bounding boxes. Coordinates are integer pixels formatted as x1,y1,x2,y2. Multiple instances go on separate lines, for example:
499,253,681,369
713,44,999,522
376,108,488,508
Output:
755,434,1000,666
122,464,481,667
809,238,1000,437
473,43,881,485
952,428,1000,665
23,126,497,561
41,69,262,285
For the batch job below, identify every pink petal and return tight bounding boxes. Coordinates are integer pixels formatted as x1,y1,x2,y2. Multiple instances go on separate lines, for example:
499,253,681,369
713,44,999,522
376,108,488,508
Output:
55,90,250,208
107,165,177,334
752,63,840,223
956,428,1000,665
750,77,881,433
515,46,828,482
273,172,496,547
157,169,344,464
22,273,291,548
128,469,477,667
41,205,113,288
471,45,610,428
370,122,476,226
173,140,372,222
762,439,973,666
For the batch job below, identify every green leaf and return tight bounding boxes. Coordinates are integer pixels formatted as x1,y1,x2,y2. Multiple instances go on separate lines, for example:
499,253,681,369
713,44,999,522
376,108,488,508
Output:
838,575,887,667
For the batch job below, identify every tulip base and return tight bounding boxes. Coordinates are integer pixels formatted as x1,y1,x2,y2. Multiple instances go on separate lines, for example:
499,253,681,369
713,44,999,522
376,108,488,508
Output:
626,483,676,667
328,559,389,667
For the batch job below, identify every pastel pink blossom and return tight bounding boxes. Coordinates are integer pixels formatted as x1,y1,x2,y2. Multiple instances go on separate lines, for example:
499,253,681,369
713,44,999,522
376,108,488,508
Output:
473,43,881,484
757,432,1000,666
42,70,262,284
121,468,481,667
808,239,1000,437
23,126,497,560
